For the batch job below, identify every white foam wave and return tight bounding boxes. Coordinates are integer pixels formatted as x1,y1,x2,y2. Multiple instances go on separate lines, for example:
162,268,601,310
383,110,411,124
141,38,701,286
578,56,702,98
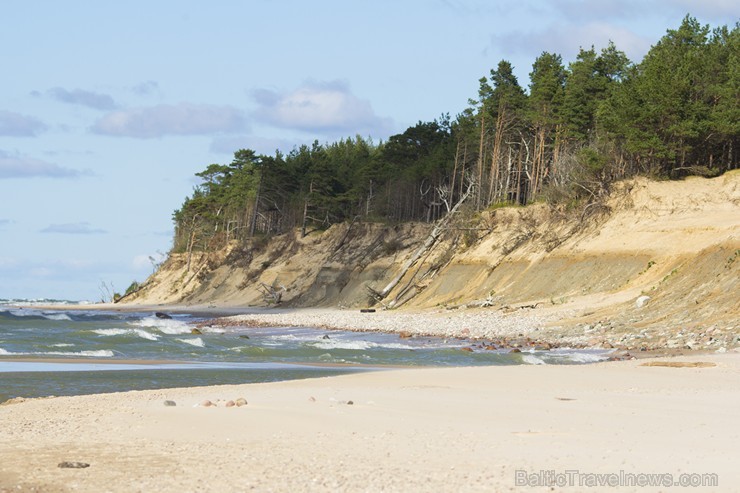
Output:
129,316,192,335
544,350,609,364
93,328,160,341
51,343,74,348
44,313,71,321
93,328,128,336
7,309,37,317
311,340,413,351
521,354,546,365
560,352,608,363
0,347,114,357
177,337,204,347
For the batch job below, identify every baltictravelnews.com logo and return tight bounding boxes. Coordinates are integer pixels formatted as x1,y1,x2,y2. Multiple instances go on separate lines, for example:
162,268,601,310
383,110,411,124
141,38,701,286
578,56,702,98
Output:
515,469,719,488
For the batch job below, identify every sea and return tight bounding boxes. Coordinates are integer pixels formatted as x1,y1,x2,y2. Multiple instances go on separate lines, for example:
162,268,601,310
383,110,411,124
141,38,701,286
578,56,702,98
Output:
0,299,610,403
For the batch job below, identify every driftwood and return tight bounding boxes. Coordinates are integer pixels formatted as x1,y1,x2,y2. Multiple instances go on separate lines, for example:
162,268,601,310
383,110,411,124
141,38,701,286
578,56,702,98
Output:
258,282,286,304
368,180,475,304
112,281,152,304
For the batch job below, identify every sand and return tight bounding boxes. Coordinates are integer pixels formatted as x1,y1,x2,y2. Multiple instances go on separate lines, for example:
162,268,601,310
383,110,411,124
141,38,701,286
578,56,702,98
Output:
1,351,738,492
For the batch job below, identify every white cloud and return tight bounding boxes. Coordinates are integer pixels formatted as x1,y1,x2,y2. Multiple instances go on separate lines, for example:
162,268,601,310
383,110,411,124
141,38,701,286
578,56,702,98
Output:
253,80,394,136
47,87,117,110
40,222,107,235
91,103,246,138
0,110,47,137
210,135,301,155
0,150,84,179
492,22,651,66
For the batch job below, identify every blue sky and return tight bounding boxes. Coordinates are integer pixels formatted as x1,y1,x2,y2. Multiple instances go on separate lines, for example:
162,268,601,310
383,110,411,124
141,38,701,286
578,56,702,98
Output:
0,0,735,301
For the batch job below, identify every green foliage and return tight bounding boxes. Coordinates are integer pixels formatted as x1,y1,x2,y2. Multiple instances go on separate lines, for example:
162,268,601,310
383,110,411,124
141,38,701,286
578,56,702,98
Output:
170,16,737,254
600,16,738,175
124,281,141,296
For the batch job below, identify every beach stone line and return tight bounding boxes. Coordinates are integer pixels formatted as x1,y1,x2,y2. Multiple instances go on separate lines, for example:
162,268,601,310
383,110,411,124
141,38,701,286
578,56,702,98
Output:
58,462,90,469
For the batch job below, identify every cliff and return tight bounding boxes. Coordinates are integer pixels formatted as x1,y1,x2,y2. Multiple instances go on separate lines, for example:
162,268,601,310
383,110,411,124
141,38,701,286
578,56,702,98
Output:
126,172,739,339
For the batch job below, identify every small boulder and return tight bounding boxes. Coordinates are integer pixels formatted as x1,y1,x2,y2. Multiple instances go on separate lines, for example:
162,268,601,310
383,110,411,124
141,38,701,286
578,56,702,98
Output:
398,331,413,339
235,398,248,407
635,295,651,308
163,400,176,407
155,312,173,319
225,400,236,408
190,328,202,335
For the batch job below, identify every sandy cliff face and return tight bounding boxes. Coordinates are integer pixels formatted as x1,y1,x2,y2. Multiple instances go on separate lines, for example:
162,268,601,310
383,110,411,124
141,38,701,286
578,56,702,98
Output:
127,172,739,336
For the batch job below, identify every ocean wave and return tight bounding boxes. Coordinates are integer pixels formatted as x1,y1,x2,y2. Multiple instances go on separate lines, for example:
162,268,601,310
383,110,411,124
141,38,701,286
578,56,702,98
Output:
311,340,413,351
0,308,73,321
0,298,82,306
542,350,610,364
0,347,114,357
92,328,160,341
521,354,547,365
129,316,192,335
177,337,205,347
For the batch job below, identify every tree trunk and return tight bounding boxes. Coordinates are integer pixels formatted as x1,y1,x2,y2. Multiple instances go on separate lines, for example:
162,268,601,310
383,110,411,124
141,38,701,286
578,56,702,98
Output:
370,181,474,303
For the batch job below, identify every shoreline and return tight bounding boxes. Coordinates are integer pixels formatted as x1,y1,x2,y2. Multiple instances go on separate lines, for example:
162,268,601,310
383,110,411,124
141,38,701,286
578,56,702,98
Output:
1,351,737,492
13,301,735,357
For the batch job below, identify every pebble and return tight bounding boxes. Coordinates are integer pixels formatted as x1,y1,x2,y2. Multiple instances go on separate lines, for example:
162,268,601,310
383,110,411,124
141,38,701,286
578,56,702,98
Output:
163,400,176,407
58,462,90,469
202,305,737,355
235,398,248,407
200,400,214,407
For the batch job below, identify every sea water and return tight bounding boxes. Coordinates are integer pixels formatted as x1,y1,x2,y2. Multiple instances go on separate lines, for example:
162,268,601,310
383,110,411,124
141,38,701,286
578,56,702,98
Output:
0,300,610,402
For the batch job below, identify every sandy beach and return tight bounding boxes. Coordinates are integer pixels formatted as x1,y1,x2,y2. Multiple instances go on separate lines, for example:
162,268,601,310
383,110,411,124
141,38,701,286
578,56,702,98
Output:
1,350,737,492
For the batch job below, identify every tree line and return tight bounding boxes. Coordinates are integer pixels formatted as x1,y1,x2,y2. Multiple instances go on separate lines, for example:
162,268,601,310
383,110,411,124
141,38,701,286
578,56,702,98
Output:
173,16,738,254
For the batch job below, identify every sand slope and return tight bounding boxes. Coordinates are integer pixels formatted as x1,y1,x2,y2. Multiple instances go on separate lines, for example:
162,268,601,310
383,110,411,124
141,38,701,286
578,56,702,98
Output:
1,352,738,492
125,172,739,352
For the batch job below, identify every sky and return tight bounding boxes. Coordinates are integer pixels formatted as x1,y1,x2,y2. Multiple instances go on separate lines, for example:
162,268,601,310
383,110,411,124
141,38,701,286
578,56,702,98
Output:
0,0,736,301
